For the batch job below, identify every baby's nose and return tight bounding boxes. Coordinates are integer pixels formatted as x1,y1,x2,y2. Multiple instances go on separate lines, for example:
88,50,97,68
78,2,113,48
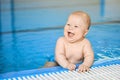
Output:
69,26,74,30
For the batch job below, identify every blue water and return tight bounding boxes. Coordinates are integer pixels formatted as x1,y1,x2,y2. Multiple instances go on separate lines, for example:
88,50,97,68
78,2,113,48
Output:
0,23,120,74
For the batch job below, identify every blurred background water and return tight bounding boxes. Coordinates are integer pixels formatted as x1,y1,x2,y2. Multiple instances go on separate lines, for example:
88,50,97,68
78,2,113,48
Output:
0,0,120,73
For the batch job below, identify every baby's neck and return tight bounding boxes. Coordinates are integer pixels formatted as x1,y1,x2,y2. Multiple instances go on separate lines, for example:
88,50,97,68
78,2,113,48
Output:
67,38,85,45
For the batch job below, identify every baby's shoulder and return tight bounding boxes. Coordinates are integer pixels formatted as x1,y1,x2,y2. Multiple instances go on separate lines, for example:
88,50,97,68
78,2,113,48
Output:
57,37,65,42
83,38,91,44
57,37,64,40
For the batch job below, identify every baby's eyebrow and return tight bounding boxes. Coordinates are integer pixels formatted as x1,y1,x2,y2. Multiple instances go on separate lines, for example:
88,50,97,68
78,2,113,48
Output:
75,25,81,27
67,23,70,25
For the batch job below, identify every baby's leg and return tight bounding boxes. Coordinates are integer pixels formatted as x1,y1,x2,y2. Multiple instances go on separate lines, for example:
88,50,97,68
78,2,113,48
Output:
43,61,59,68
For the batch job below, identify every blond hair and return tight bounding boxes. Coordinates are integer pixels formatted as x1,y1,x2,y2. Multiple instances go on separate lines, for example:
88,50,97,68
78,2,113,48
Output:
71,11,91,30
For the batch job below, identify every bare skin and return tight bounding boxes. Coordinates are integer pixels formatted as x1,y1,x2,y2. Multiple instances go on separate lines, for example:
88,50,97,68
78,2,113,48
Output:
44,11,94,72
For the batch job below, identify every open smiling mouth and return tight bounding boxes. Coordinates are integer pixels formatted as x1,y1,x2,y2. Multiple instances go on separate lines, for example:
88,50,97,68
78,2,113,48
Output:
68,31,75,37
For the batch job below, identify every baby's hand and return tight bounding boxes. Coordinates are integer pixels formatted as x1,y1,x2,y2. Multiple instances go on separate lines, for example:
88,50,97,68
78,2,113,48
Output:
78,64,89,72
67,63,76,71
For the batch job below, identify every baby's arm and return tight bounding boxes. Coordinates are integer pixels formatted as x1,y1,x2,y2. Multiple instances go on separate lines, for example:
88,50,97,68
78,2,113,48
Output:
55,37,76,70
78,39,94,72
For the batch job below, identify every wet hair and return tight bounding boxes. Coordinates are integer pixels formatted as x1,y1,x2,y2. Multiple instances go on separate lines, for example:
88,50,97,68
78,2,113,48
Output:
71,11,91,30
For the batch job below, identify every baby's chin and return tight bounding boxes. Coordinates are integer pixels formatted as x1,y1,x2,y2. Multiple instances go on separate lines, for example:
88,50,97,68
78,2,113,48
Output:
65,37,78,43
65,36,84,43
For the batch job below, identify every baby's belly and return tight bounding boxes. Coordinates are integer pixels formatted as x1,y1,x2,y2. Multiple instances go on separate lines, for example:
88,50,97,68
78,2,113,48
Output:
68,58,83,64
66,52,83,64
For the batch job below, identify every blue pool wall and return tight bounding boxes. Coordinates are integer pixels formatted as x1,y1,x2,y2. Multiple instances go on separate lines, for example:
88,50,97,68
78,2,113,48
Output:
0,0,120,33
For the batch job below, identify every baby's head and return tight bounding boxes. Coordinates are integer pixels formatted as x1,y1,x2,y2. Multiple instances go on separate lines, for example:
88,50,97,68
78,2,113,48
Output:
64,11,91,43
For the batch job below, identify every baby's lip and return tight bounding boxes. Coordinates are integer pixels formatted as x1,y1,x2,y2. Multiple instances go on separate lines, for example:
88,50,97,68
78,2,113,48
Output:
67,30,74,33
68,31,72,34
67,31,75,37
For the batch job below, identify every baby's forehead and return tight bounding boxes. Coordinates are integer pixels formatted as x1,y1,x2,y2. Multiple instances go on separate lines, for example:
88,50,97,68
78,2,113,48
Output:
68,14,89,24
70,12,89,19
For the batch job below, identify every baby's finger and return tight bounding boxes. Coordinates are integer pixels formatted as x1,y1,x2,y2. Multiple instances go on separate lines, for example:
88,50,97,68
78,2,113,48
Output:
77,67,84,73
78,66,88,72
70,65,76,71
68,66,74,71
86,67,90,72
83,68,87,72
84,66,90,72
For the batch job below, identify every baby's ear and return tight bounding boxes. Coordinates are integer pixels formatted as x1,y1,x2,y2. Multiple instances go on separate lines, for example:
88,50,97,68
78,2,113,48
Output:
84,30,88,36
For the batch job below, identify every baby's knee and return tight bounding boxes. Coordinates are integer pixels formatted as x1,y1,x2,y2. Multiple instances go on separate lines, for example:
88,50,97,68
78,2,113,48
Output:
43,62,58,68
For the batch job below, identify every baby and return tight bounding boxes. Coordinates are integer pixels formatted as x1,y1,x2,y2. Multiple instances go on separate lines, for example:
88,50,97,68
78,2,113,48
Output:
44,11,94,72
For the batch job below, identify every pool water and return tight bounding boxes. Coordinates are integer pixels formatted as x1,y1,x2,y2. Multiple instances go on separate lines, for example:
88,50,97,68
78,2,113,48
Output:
0,23,120,74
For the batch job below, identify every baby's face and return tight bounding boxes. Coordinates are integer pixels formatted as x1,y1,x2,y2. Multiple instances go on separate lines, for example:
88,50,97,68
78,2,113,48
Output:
64,14,88,43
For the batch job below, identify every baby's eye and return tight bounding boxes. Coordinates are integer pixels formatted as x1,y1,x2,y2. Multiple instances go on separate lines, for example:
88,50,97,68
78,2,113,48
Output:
67,24,70,26
74,26,79,28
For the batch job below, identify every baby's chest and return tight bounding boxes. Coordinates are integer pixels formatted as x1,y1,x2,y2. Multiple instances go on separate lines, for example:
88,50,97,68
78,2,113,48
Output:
65,46,83,58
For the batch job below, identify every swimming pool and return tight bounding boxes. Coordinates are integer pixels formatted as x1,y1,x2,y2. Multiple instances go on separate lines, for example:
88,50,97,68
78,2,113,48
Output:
0,23,120,74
